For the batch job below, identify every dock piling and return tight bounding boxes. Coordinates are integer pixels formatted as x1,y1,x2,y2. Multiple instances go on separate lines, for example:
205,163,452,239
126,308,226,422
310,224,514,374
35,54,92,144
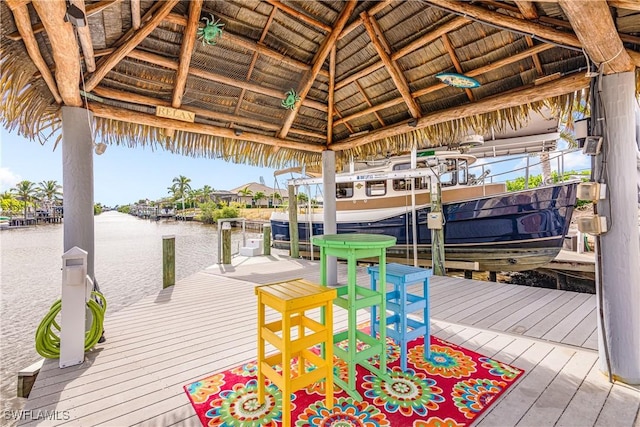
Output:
222,222,231,264
163,235,175,288
263,224,271,256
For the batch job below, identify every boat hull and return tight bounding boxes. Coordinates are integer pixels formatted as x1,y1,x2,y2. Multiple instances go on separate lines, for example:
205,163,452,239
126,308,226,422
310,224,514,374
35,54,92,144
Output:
271,183,578,272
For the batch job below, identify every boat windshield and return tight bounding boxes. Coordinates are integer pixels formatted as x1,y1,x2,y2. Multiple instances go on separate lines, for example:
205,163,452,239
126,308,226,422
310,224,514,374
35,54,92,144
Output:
392,161,430,190
440,158,469,187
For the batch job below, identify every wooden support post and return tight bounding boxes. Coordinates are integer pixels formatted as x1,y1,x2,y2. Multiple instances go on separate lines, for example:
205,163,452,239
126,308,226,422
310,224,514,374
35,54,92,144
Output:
162,235,175,288
263,223,271,256
322,150,338,285
222,222,231,265
464,270,472,279
17,359,43,398
288,185,299,258
594,72,640,384
489,271,497,282
430,177,445,276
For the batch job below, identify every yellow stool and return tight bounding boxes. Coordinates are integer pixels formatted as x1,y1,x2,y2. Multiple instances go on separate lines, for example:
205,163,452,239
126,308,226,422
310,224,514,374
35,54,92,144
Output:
255,279,336,426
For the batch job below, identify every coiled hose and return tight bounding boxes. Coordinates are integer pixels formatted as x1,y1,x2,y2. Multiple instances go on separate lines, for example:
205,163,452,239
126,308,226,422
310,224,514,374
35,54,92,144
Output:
35,291,107,359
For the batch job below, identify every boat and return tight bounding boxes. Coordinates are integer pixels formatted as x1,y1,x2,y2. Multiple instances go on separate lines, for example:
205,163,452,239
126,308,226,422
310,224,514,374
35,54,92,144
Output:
0,216,9,229
270,150,578,272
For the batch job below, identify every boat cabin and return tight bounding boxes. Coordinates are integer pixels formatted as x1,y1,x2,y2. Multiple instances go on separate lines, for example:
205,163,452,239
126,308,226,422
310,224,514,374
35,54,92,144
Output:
333,153,507,211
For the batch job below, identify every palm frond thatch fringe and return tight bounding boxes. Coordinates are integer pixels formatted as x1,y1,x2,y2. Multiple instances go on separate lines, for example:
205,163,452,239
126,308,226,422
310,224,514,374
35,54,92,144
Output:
0,42,61,145
337,93,586,163
93,118,320,169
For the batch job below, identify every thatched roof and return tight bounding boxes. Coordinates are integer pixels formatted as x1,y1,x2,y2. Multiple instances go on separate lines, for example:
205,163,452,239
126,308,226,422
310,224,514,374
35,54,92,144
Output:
1,0,639,170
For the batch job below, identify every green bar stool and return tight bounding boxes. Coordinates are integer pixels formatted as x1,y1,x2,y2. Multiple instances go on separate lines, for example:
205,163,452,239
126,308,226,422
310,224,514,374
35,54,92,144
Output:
368,262,432,371
312,233,396,401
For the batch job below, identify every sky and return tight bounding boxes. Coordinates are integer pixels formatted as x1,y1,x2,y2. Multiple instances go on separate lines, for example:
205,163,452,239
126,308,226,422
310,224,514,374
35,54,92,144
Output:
1,127,591,207
1,128,285,207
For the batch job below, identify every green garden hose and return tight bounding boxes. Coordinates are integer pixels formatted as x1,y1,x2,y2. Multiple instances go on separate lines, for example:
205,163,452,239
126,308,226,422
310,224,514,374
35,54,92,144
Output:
35,291,107,359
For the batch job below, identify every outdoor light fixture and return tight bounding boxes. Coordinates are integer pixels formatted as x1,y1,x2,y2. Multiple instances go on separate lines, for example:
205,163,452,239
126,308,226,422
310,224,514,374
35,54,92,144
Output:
408,119,418,127
65,3,87,27
435,72,480,88
234,128,243,136
94,142,107,155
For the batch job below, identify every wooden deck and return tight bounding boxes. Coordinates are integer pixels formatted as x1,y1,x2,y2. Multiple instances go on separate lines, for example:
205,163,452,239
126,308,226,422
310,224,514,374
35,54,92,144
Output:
20,254,640,426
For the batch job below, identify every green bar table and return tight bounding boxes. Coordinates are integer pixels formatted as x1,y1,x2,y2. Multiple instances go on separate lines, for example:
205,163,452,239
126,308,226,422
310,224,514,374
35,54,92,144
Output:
312,233,397,400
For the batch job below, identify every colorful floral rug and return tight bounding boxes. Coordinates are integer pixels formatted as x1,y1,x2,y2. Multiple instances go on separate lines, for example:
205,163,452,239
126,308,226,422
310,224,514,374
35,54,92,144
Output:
184,333,524,426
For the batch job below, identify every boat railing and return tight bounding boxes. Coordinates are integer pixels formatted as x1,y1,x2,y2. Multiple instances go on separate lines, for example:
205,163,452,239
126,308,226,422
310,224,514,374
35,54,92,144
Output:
467,147,585,190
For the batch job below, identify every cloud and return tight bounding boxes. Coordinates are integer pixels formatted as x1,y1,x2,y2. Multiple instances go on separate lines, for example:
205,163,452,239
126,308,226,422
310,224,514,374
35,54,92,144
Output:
561,151,591,172
0,167,21,191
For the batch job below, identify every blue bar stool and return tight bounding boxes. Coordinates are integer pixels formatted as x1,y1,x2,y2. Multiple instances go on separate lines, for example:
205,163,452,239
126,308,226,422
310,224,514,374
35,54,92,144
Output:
367,262,432,371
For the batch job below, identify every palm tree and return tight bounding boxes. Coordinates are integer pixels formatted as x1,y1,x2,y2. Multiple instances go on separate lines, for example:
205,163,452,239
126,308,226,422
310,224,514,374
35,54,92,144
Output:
12,180,37,219
171,175,192,213
37,180,62,212
200,185,214,203
253,191,266,208
238,186,253,207
271,192,282,207
297,192,308,204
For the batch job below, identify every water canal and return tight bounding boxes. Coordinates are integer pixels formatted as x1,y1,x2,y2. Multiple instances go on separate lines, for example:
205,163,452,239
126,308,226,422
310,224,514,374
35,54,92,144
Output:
0,211,259,416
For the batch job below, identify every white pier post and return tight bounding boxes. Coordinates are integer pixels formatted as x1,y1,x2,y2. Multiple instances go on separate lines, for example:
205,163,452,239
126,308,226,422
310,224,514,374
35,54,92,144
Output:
60,247,88,368
61,106,96,281
322,150,338,285
595,72,640,384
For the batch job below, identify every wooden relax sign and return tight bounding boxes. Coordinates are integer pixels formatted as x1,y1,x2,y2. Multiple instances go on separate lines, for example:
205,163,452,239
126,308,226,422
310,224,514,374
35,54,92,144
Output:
156,106,195,123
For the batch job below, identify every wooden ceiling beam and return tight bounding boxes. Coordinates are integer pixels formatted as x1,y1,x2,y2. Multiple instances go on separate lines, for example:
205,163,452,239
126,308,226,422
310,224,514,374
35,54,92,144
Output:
339,0,392,40
265,0,331,32
355,81,385,126
515,3,545,77
131,0,141,30
424,0,640,68
441,33,474,101
609,1,640,11
335,16,469,91
278,0,357,139
32,0,82,107
525,37,544,75
85,0,179,92
70,0,96,73
7,3,63,104
91,86,324,140
334,108,355,134
5,1,121,41
361,12,422,118
328,46,336,144
483,0,640,45
172,0,202,108
164,12,329,79
559,0,634,74
334,42,553,126
123,49,327,113
88,102,325,153
334,98,403,126
514,1,538,19
330,72,591,152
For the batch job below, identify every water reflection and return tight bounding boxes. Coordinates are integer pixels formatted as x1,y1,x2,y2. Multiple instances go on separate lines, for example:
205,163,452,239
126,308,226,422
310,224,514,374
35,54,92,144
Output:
0,211,258,415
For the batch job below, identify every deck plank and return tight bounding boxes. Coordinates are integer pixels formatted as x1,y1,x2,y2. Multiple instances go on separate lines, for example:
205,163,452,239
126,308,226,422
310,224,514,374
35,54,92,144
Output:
475,343,571,426
517,350,598,425
542,296,596,344
561,307,598,349
555,362,614,426
516,291,586,338
488,288,564,331
18,256,639,427
595,381,640,426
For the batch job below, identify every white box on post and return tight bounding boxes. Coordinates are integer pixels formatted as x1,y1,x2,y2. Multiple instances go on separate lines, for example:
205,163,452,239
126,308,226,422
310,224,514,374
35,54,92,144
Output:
60,247,88,368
